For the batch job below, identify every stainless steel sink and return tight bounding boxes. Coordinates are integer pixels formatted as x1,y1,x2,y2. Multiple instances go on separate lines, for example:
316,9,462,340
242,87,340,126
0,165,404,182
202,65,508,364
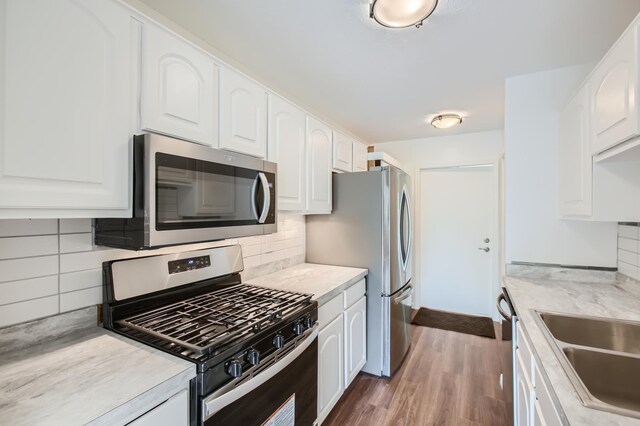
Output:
540,312,640,355
534,310,640,419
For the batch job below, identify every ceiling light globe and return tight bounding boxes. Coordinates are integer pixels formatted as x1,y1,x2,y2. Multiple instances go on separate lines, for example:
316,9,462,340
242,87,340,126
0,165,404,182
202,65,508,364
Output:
431,114,463,129
370,0,438,28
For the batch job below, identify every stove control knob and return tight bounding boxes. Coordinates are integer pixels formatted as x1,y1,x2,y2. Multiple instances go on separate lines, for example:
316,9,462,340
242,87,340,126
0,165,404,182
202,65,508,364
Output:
292,322,305,336
303,316,314,329
273,333,285,349
225,360,243,378
246,349,260,366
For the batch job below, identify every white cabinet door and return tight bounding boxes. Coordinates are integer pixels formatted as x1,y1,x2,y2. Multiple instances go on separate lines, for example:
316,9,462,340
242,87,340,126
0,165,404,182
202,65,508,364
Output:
344,296,366,387
128,389,189,426
516,349,534,426
141,22,218,146
590,23,639,154
306,117,333,214
559,83,592,217
353,142,369,172
268,95,306,210
0,0,137,218
332,131,354,172
533,401,547,426
220,67,267,158
318,314,344,424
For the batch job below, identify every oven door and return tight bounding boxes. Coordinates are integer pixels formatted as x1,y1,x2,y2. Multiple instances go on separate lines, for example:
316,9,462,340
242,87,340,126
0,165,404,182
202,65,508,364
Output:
142,134,277,248
202,327,318,426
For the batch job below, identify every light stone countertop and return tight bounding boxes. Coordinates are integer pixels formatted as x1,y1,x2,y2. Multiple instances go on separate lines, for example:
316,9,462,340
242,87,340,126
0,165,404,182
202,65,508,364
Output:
0,326,196,426
504,265,640,426
246,263,368,306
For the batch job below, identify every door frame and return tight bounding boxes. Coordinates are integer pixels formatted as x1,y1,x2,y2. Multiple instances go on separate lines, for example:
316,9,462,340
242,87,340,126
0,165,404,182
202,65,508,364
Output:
413,158,502,321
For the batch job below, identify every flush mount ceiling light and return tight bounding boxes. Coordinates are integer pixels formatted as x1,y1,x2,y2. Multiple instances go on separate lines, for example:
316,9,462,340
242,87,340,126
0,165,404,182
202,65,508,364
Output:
431,114,462,129
370,0,438,28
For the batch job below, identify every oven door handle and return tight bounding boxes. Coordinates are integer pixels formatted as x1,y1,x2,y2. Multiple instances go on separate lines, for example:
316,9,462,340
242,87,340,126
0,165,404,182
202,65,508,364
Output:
202,325,319,420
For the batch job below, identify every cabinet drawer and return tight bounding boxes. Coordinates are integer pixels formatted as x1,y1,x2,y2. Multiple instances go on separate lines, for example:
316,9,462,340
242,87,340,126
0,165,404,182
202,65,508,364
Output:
319,293,343,329
344,279,366,309
534,365,563,426
516,323,535,383
128,389,188,426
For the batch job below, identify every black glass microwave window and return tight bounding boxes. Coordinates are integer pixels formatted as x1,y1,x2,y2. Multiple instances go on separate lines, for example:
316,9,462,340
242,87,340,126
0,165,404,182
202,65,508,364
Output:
155,153,274,230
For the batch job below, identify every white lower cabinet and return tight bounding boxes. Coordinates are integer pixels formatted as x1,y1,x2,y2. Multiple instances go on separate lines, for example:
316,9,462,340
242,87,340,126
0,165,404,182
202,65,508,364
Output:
317,279,367,424
513,319,562,426
128,389,189,426
318,314,344,425
344,296,367,387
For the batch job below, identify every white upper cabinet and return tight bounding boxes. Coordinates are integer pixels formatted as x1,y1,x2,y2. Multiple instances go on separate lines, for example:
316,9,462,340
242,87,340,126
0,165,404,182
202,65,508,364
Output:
141,22,218,146
0,0,138,218
590,23,639,154
559,84,592,217
332,131,354,172
220,67,268,158
353,142,369,172
268,95,306,211
306,117,333,214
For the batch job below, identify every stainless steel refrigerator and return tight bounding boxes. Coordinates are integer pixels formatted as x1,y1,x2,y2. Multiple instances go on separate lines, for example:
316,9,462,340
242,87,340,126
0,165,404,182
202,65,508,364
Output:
306,166,413,377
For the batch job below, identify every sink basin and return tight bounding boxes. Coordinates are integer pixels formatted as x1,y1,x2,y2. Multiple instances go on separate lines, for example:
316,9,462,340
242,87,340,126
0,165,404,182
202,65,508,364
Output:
563,347,640,413
540,312,640,355
534,310,640,419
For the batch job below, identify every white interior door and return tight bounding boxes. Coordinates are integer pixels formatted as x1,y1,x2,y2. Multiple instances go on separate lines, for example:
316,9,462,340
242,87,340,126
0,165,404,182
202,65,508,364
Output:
419,165,495,317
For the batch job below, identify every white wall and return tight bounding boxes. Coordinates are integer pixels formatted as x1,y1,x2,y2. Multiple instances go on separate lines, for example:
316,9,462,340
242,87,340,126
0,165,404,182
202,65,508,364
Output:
373,130,504,175
505,64,617,267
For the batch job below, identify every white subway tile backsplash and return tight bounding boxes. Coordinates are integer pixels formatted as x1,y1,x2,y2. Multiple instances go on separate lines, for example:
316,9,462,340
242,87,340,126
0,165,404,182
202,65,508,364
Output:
618,249,638,266
59,219,92,234
0,219,57,237
0,276,58,306
0,255,58,283
618,261,639,280
0,296,59,328
60,269,102,293
0,212,305,328
59,233,93,254
0,235,58,259
617,224,640,281
618,225,639,240
60,286,102,313
618,237,638,253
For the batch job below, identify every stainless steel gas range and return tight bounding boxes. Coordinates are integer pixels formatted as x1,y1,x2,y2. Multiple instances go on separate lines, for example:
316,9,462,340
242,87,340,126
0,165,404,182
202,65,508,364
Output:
102,244,318,425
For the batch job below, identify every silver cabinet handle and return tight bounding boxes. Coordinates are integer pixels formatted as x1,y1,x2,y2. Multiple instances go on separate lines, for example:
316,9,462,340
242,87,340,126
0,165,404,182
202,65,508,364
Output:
478,247,490,252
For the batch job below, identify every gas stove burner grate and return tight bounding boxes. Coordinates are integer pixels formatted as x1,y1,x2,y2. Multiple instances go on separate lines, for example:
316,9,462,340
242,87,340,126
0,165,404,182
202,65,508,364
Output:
116,284,311,354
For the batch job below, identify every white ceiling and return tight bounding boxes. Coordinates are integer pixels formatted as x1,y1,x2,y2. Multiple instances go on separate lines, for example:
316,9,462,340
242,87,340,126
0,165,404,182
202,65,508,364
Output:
137,0,640,143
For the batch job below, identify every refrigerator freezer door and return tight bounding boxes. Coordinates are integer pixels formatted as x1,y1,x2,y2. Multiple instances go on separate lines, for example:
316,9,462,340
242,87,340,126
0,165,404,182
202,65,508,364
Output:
386,282,413,375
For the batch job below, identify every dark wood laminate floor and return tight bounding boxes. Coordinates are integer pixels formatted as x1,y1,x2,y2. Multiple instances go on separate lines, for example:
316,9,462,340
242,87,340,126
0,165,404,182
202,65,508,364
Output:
324,322,513,426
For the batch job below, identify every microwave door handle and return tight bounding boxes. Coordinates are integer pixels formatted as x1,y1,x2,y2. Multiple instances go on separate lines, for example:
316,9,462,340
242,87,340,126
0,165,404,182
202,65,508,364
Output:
251,175,260,220
258,172,270,224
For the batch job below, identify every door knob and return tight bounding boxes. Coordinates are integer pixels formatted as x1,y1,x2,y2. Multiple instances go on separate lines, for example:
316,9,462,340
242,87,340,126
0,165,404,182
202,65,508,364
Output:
478,247,490,252
484,238,490,243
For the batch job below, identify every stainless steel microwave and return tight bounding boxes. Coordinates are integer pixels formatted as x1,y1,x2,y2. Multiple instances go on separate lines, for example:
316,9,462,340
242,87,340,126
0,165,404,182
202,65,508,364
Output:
95,134,277,250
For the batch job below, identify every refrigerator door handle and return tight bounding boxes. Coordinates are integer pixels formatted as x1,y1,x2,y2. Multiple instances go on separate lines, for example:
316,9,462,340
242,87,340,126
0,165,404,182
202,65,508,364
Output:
392,285,413,304
400,186,412,271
